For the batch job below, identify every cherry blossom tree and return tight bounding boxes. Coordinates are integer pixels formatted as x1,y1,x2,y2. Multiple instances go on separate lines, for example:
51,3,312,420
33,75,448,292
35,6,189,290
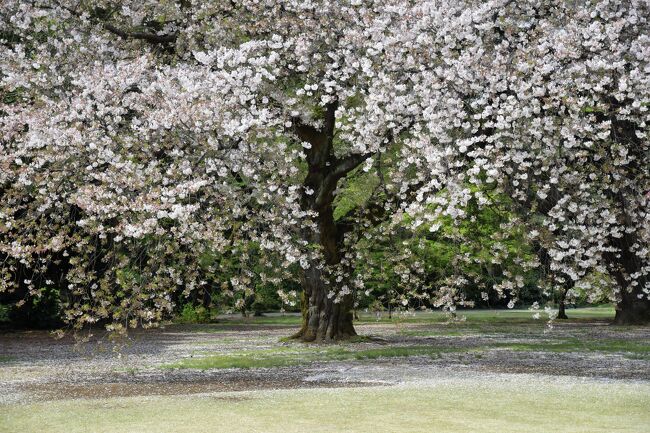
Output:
1,0,438,339
1,0,648,339
408,0,650,324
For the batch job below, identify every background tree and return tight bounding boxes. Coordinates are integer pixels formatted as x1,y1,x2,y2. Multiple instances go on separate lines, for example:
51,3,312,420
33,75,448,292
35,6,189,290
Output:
408,0,650,324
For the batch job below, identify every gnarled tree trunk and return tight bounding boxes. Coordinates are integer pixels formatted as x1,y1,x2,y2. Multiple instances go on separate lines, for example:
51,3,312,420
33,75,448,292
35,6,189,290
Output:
295,203,357,341
299,265,357,341
606,230,650,325
614,283,650,325
557,292,568,320
289,100,365,341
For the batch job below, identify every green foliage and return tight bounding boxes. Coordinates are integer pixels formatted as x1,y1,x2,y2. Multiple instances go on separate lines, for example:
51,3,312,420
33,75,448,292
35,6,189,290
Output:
0,304,10,323
353,184,543,310
333,169,380,221
177,304,215,324
250,285,283,316
8,286,63,328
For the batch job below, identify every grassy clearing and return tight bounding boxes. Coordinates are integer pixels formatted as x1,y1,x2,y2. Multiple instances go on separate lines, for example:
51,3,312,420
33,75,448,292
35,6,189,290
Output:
501,338,650,359
166,335,649,370
164,344,467,370
171,306,615,332
2,375,648,433
210,315,303,326
394,306,617,336
368,306,615,324
162,306,638,370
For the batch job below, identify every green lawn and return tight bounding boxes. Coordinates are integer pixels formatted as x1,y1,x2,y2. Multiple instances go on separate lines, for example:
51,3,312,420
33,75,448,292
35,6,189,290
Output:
2,305,647,433
166,337,649,371
160,306,641,371
211,306,616,327
164,344,465,370
2,375,648,433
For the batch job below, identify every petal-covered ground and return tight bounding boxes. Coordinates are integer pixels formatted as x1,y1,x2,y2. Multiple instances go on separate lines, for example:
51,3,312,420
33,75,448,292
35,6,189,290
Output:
1,308,649,432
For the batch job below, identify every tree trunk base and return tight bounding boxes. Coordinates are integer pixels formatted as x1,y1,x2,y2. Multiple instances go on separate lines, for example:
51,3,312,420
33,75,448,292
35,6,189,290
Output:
290,327,357,342
614,291,650,326
614,304,650,325
291,294,357,342
291,307,357,342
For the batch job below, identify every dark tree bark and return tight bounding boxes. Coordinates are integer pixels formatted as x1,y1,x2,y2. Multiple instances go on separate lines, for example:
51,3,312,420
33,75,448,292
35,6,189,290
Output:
614,285,650,325
604,197,650,325
607,235,650,325
296,201,357,341
290,100,366,341
557,286,569,320
606,115,650,325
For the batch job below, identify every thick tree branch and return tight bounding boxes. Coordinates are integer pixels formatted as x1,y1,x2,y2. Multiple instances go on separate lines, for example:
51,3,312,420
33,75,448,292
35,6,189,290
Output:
331,152,372,179
52,1,178,46
292,98,339,168
292,121,327,149
323,99,338,140
103,23,178,44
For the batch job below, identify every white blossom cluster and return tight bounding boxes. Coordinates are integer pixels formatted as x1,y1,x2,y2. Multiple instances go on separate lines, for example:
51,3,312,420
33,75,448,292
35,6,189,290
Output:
1,0,647,330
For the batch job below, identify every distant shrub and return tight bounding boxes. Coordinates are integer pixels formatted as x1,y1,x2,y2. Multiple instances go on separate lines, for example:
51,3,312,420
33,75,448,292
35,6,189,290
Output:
178,304,215,324
0,304,10,323
7,287,63,328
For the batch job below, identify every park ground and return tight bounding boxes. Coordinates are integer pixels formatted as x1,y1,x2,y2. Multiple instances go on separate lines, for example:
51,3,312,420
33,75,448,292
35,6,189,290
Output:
0,307,649,433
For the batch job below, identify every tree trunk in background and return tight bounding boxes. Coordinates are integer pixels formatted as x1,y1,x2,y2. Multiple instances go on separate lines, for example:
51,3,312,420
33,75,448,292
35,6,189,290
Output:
557,293,568,320
614,284,650,325
605,229,650,325
557,284,570,320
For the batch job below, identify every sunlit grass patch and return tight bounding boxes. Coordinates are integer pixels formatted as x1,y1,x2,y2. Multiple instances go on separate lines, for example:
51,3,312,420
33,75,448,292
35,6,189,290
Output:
163,344,464,370
357,306,615,325
500,338,650,359
113,367,140,375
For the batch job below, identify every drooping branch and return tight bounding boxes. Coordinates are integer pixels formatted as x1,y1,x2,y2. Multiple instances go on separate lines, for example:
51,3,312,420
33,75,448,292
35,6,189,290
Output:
103,23,178,44
52,1,179,46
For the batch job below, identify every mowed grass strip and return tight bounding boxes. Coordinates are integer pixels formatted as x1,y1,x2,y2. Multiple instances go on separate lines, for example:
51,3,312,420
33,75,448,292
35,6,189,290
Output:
2,375,649,433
